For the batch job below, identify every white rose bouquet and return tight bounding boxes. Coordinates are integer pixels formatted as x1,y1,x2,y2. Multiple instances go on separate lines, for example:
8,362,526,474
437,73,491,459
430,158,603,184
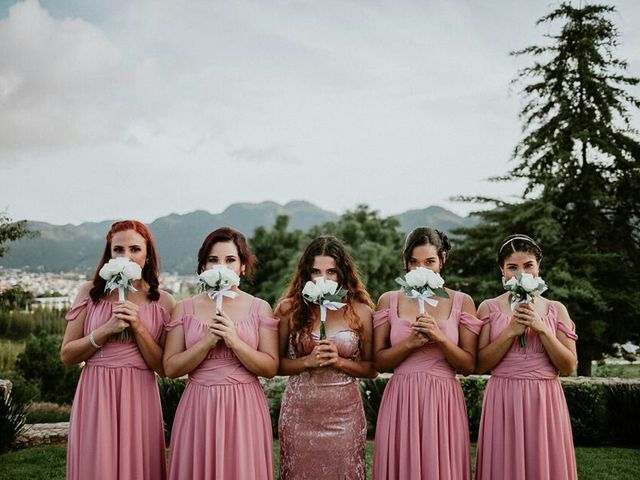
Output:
396,267,449,314
99,257,143,340
302,276,347,340
503,272,548,347
199,265,240,311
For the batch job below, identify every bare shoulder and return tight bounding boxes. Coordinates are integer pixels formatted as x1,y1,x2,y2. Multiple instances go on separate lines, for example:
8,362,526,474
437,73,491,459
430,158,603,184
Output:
456,291,476,310
550,300,572,324
74,281,93,304
355,301,374,318
158,290,177,312
254,296,275,316
376,291,393,310
476,299,492,318
275,298,293,318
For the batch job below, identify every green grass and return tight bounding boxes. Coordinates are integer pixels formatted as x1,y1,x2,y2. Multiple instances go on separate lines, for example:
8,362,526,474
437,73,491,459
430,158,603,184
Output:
0,446,66,480
592,363,640,379
1,443,638,479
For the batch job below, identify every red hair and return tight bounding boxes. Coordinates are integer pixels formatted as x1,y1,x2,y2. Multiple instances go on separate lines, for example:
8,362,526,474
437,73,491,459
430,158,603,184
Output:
90,220,160,302
196,227,256,280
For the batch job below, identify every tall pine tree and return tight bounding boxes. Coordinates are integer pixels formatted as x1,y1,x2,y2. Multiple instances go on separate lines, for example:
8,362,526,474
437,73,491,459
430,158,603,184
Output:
450,2,640,375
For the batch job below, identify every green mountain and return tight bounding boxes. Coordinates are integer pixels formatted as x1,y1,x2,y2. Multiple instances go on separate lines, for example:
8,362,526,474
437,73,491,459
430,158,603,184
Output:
0,201,475,274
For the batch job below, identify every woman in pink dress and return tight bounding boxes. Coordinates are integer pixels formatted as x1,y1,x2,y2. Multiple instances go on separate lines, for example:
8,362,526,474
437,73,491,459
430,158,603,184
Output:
373,227,483,480
61,220,176,480
277,236,376,480
475,234,578,480
164,227,279,480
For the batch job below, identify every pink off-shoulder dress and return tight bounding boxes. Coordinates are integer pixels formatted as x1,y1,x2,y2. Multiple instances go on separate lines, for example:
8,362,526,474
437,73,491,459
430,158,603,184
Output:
166,296,278,480
373,291,483,480
475,298,578,480
65,297,170,480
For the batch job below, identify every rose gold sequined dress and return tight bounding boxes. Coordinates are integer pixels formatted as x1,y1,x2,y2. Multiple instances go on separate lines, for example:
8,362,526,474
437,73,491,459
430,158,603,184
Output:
278,329,366,480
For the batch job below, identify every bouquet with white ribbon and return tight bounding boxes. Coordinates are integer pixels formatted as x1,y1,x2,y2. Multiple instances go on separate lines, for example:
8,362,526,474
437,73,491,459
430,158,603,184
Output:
99,257,143,340
396,267,449,314
503,272,548,347
199,265,240,311
302,277,347,340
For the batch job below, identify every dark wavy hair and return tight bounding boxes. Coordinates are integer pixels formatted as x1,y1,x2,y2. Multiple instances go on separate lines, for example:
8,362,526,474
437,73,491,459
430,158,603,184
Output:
402,227,451,271
278,236,373,353
90,220,160,303
196,227,256,281
497,234,543,266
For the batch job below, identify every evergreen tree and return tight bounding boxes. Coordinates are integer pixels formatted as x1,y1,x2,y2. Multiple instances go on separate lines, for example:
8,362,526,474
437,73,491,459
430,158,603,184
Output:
0,212,35,259
451,2,640,375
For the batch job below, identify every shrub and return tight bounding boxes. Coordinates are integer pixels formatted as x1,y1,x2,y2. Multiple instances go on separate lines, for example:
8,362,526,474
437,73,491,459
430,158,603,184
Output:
360,376,389,438
15,334,80,404
0,391,28,453
157,377,186,443
459,375,488,440
0,371,41,406
262,377,287,438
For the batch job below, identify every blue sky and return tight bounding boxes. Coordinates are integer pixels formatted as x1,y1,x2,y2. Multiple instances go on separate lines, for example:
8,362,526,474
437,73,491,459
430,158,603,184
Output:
1,0,639,224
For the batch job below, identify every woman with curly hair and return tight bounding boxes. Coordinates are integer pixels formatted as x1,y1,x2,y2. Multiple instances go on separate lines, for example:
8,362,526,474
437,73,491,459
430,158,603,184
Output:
277,236,376,480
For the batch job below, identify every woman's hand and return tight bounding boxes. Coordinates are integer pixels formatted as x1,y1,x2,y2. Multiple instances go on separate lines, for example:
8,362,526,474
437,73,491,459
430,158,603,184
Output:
204,316,221,348
208,308,241,349
113,301,142,334
101,309,130,337
506,309,527,338
407,314,435,348
315,340,343,368
514,303,550,337
412,314,447,344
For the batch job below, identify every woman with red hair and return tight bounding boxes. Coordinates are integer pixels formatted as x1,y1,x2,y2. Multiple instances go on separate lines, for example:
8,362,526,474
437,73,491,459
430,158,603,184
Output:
164,227,279,479
277,236,376,479
61,220,176,480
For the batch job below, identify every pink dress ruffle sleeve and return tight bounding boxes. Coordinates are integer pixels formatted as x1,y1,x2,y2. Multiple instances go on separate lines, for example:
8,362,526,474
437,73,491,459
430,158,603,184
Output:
475,298,578,480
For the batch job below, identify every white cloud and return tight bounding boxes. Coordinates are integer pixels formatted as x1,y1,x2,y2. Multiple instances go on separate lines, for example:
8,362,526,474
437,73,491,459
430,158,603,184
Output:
0,0,124,151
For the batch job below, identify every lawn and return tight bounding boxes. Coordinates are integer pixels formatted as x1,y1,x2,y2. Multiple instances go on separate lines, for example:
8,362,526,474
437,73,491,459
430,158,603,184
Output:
1,442,639,479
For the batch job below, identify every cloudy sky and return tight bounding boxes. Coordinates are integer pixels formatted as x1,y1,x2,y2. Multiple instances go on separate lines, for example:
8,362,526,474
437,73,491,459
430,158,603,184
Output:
1,0,639,225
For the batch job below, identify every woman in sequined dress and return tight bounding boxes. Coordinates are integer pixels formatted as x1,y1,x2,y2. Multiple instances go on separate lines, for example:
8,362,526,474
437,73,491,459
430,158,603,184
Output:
276,236,376,480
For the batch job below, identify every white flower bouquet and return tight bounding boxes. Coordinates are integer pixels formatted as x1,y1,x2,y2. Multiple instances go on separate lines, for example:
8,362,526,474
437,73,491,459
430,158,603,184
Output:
503,272,548,347
199,265,240,310
302,277,347,340
99,257,143,340
395,267,449,314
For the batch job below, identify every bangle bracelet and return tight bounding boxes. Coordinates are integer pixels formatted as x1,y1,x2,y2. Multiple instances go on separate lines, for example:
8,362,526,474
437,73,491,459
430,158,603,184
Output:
89,331,102,349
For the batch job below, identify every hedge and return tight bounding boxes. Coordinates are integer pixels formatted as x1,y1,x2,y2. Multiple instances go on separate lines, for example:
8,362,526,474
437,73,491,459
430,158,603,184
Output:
158,374,640,448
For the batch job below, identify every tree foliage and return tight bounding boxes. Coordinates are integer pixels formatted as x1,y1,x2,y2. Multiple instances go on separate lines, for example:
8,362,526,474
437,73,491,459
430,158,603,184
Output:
0,212,36,259
451,2,640,375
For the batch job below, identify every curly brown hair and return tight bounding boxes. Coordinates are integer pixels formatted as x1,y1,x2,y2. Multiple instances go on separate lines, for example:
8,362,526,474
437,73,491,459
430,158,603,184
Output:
278,236,373,353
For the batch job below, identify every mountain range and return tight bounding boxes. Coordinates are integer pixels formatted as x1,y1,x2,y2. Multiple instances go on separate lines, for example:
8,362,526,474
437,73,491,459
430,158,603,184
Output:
0,201,476,274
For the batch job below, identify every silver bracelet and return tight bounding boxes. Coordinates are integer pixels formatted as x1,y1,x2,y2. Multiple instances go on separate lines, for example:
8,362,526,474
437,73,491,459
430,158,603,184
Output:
89,331,102,349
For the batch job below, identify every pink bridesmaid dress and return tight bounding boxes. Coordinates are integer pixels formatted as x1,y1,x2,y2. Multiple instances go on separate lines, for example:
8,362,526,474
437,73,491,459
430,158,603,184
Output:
65,297,170,480
475,298,578,480
278,328,367,480
167,296,278,480
373,291,483,480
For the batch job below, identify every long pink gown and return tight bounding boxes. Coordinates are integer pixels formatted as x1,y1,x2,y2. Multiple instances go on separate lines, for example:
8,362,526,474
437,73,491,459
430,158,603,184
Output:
65,297,169,480
278,327,367,480
167,296,278,480
373,291,483,480
475,298,578,480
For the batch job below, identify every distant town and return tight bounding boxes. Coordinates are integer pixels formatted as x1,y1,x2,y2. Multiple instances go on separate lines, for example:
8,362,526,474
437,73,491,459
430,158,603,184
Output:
0,267,198,309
